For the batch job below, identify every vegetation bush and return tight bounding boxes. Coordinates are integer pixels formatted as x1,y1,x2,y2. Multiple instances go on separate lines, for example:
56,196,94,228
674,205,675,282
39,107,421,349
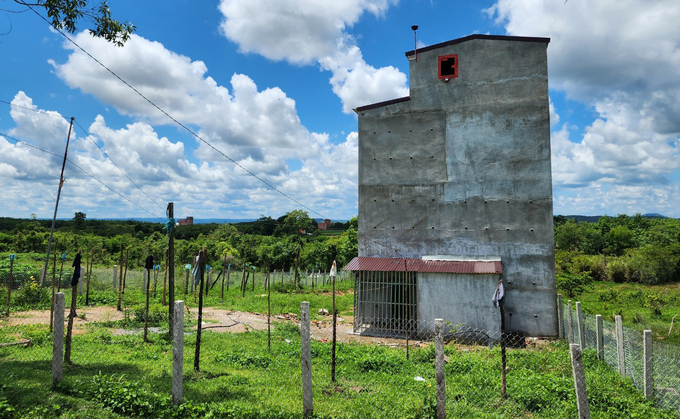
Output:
132,303,168,327
556,272,593,298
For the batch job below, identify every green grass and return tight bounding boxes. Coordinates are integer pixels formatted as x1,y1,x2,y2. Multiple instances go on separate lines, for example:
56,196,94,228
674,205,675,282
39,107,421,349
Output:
0,319,677,418
574,281,680,345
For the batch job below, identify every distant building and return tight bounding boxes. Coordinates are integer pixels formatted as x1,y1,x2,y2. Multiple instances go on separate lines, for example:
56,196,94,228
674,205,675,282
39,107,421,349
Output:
177,216,194,226
317,219,332,230
346,34,556,339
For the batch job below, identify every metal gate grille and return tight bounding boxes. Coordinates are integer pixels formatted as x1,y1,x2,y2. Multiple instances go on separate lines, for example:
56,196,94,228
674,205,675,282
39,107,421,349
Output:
353,270,417,337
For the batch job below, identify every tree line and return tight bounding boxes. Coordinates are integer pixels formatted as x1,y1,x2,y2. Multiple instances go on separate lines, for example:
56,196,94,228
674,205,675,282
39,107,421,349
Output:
554,214,680,286
0,211,358,278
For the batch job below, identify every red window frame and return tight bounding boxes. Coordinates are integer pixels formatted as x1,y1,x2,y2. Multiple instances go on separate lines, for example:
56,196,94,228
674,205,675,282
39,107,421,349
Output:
438,54,458,80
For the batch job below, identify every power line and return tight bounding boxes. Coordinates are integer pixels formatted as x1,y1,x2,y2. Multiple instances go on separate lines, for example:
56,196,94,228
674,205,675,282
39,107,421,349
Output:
26,5,327,220
0,98,165,213
72,119,165,212
1,132,164,218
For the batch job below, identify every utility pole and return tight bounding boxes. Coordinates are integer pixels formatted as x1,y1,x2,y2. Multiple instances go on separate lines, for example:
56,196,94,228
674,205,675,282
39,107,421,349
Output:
42,117,74,287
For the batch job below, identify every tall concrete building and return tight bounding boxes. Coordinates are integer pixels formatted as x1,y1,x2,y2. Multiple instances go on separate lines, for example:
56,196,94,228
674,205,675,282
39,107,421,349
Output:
347,34,556,338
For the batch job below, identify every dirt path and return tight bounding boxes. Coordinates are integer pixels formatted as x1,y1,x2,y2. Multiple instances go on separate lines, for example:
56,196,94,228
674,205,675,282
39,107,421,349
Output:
0,306,413,346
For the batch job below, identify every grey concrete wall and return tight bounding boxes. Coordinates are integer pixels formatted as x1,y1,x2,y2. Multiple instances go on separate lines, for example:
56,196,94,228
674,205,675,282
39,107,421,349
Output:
417,272,501,339
357,36,556,337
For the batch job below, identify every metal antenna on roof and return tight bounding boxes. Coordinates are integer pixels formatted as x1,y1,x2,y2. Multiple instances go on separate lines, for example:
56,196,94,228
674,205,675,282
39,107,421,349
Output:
411,25,419,62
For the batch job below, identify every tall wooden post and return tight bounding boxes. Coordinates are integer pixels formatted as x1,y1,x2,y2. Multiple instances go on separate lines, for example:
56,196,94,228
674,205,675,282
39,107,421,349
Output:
42,117,74,288
168,203,175,334
194,250,206,372
267,270,271,351
331,266,337,382
5,255,15,317
50,252,56,331
117,244,124,311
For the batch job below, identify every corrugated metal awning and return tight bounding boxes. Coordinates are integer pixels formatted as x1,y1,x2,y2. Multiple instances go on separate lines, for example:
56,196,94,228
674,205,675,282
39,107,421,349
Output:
344,257,502,274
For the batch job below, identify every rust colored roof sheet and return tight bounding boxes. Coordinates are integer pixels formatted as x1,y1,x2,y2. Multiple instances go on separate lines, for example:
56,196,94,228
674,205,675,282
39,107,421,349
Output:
344,257,502,274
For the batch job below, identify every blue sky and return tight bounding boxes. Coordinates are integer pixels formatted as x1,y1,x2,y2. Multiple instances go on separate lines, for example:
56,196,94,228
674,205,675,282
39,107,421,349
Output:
1,0,679,221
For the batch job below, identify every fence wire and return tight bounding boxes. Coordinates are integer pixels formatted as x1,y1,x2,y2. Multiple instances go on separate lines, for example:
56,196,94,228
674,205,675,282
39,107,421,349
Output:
562,301,680,418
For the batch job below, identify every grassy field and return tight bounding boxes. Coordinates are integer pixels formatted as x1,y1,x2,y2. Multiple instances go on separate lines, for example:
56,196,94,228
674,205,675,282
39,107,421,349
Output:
1,265,679,418
0,318,676,419
574,281,680,345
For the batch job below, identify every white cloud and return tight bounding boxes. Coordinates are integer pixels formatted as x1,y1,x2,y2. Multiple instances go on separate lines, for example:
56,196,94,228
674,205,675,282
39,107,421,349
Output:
218,0,408,113
489,0,680,215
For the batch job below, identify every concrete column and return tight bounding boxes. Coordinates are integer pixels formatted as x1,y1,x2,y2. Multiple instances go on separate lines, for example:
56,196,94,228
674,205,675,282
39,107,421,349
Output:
78,276,83,296
615,315,625,376
570,344,591,419
301,301,313,417
643,330,653,400
595,315,603,360
173,301,184,405
113,265,118,291
576,302,585,350
557,294,564,340
435,318,446,419
52,292,65,385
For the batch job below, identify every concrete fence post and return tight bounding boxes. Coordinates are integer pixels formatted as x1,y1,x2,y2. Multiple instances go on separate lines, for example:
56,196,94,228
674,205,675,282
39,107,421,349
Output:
435,318,446,419
113,265,118,291
567,300,574,344
301,301,313,417
595,315,603,360
643,330,653,400
557,294,564,340
52,292,65,385
570,344,591,419
173,300,184,405
576,302,586,350
615,315,625,376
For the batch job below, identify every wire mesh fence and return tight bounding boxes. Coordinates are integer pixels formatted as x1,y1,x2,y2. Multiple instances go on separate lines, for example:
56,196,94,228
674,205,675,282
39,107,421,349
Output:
561,299,680,417
3,278,680,418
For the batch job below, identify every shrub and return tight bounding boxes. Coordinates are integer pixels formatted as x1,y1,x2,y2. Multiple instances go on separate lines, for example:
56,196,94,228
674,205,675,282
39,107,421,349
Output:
556,272,592,298
14,276,50,309
132,303,168,327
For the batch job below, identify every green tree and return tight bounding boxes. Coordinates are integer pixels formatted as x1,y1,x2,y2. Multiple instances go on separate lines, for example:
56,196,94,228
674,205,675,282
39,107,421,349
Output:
12,0,135,46
73,211,86,229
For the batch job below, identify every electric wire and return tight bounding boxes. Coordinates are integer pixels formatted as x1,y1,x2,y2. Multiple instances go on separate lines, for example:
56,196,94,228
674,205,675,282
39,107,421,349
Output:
72,119,165,212
1,132,164,218
26,6,327,220
0,99,166,213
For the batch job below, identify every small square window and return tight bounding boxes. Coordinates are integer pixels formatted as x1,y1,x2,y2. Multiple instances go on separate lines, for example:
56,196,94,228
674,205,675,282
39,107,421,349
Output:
438,54,458,80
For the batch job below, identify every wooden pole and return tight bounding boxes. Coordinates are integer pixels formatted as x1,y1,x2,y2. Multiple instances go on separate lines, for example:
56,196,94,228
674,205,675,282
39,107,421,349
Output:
194,250,206,372
168,202,175,335
122,250,129,292
42,117,74,288
5,256,14,317
221,255,226,299
267,269,271,351
144,263,151,343
163,248,168,306
50,252,56,331
116,244,124,311
64,256,79,365
57,256,65,292
85,251,92,306
331,270,337,382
